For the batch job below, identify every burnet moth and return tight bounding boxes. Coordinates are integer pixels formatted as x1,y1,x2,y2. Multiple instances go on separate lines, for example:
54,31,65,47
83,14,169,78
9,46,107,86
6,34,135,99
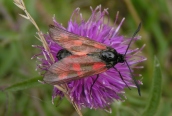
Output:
44,23,142,96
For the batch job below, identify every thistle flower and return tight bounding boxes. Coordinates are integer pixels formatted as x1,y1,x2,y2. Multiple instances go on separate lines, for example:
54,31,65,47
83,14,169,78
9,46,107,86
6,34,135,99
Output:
33,5,146,111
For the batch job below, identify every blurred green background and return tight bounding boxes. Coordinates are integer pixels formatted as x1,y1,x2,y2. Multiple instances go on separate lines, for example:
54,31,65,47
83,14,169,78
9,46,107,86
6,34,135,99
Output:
0,0,171,116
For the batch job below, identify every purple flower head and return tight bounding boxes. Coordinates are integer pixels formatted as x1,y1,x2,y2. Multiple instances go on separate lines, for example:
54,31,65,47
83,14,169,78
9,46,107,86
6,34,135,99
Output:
33,5,146,111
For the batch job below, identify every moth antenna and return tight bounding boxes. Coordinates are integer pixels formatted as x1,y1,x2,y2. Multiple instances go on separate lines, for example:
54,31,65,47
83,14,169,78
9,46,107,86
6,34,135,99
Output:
125,60,141,96
123,23,142,96
124,22,142,56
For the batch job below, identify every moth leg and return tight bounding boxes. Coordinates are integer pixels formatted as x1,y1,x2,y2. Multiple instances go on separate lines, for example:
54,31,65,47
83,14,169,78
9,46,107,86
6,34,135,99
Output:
54,96,63,107
113,67,131,90
90,74,99,95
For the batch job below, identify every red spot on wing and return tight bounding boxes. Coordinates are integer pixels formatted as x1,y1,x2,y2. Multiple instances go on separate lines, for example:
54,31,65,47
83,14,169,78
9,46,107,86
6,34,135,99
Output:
60,33,68,39
73,40,83,46
77,71,83,77
59,73,68,79
72,63,81,71
73,51,87,55
93,62,106,70
94,44,107,49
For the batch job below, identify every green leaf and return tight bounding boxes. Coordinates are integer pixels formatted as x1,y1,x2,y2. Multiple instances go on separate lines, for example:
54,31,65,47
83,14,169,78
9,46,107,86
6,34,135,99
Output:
0,43,17,78
4,76,43,92
4,92,15,116
158,101,171,116
142,56,162,116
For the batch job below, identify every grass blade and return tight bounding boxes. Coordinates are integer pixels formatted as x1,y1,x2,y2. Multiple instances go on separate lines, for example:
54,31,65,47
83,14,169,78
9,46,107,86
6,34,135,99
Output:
4,76,42,92
142,56,162,116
